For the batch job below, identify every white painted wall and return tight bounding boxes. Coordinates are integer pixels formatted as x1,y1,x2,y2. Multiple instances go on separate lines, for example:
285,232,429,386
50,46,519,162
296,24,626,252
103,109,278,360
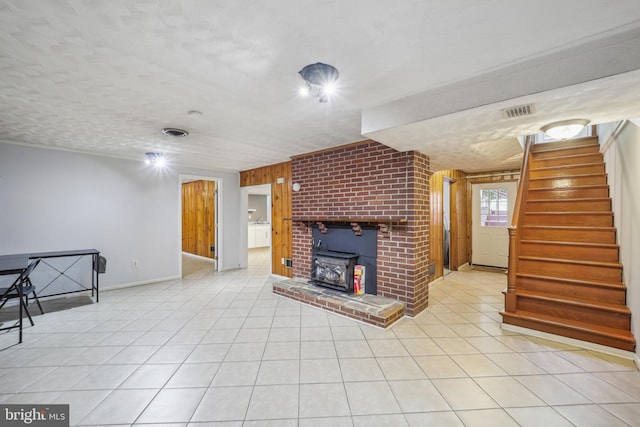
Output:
248,194,269,223
0,142,242,290
599,121,640,359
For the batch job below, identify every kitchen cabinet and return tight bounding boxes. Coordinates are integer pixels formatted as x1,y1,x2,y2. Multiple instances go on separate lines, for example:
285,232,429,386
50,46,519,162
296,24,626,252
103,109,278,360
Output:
248,223,270,248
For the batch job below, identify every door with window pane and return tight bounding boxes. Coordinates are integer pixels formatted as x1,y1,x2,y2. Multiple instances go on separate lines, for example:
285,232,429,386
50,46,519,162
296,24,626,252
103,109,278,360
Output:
471,182,517,267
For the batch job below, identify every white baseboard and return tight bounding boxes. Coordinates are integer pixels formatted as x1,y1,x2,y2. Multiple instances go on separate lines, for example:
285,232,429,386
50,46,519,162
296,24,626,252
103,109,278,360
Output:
101,275,181,292
501,323,638,366
182,252,216,262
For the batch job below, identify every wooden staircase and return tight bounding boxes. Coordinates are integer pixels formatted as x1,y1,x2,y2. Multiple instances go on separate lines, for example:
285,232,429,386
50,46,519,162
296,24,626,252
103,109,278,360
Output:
501,136,635,352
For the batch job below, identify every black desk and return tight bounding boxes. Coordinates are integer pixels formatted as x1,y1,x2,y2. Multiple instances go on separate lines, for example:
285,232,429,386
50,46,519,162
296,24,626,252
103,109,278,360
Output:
0,255,31,343
0,250,100,344
0,255,30,275
1,249,100,302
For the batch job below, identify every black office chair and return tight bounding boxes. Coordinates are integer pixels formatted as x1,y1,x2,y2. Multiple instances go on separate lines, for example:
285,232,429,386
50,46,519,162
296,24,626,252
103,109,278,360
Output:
0,258,44,327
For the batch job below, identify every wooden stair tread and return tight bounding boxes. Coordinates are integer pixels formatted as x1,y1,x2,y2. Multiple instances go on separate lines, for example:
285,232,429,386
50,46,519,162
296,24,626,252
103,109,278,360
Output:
528,184,608,191
532,153,602,161
502,310,635,342
529,173,605,181
531,163,604,172
516,273,626,290
514,289,631,314
524,211,612,215
519,255,622,269
520,240,618,249
527,197,610,202
523,225,615,231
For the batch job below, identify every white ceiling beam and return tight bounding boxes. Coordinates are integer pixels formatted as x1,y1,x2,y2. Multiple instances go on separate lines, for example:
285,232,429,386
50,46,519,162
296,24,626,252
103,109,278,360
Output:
362,25,640,136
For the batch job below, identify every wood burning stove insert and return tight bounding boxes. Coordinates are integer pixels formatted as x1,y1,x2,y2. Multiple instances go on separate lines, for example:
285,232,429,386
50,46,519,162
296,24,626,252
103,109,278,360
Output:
311,250,359,292
310,224,377,294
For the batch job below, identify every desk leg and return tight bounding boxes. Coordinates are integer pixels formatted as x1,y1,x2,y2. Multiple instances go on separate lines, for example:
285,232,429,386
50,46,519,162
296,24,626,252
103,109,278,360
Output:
95,254,99,302
18,280,23,344
91,254,95,299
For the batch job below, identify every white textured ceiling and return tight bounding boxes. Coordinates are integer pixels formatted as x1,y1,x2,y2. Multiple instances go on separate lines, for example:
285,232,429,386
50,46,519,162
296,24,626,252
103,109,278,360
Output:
1,1,640,172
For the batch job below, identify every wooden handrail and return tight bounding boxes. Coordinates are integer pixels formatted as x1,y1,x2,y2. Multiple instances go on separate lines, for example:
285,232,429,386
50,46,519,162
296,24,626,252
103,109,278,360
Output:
511,135,534,230
506,135,535,311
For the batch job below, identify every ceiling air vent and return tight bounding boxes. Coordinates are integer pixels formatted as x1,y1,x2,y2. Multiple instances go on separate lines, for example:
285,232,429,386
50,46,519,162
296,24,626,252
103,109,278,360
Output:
162,127,189,137
500,103,536,119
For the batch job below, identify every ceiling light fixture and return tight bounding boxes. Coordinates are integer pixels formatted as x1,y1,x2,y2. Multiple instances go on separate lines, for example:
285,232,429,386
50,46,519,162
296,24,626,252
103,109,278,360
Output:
145,152,166,167
162,127,189,137
298,62,339,103
540,119,590,140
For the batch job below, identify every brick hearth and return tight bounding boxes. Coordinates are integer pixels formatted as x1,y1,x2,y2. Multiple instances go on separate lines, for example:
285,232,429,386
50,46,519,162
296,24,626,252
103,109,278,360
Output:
273,279,405,328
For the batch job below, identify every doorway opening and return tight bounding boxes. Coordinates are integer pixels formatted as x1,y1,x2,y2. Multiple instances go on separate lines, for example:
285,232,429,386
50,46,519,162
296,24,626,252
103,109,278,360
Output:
244,184,272,272
443,179,452,275
179,175,222,278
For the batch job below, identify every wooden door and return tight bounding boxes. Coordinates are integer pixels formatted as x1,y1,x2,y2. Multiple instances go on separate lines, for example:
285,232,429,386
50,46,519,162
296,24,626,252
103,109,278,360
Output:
471,182,517,267
182,180,216,259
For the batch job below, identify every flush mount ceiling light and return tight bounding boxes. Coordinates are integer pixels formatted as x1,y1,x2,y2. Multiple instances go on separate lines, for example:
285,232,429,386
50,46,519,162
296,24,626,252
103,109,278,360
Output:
540,119,590,140
161,127,189,137
298,62,339,103
145,152,166,167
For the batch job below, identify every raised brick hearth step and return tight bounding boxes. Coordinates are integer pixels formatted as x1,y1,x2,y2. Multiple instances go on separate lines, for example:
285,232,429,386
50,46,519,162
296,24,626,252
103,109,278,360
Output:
273,279,405,328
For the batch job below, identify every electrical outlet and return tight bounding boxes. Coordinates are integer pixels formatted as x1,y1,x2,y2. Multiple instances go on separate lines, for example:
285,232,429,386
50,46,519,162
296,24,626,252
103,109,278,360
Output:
132,260,138,268
281,258,285,265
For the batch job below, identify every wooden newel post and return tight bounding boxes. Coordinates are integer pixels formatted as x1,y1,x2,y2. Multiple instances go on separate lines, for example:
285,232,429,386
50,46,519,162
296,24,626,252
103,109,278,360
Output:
505,226,519,312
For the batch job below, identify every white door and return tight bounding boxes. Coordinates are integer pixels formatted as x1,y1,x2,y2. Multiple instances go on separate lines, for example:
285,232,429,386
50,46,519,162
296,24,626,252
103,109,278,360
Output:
471,182,517,268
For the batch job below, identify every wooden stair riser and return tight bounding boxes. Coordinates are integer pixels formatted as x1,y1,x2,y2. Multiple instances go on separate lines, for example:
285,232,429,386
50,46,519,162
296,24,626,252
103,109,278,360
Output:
531,153,603,169
519,258,622,282
528,186,609,200
501,312,635,351
521,227,616,243
523,212,612,227
519,242,619,263
515,296,630,330
528,174,607,189
530,163,605,178
516,275,626,305
532,145,600,159
526,199,611,212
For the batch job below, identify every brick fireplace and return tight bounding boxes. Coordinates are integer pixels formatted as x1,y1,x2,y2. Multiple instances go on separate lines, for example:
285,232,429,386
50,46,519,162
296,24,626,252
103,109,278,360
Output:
275,140,430,322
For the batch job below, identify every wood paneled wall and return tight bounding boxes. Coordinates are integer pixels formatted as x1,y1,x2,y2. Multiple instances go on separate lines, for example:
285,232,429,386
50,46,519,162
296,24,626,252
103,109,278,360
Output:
449,170,469,272
182,180,216,259
240,161,293,277
429,170,468,280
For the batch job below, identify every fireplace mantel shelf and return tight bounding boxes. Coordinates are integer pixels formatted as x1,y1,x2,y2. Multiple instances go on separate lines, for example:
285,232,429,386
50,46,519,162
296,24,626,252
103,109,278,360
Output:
289,217,407,224
290,217,406,235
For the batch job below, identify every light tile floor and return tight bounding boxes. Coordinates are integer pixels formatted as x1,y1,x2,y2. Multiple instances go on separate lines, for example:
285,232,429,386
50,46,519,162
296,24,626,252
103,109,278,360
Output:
1,249,639,426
